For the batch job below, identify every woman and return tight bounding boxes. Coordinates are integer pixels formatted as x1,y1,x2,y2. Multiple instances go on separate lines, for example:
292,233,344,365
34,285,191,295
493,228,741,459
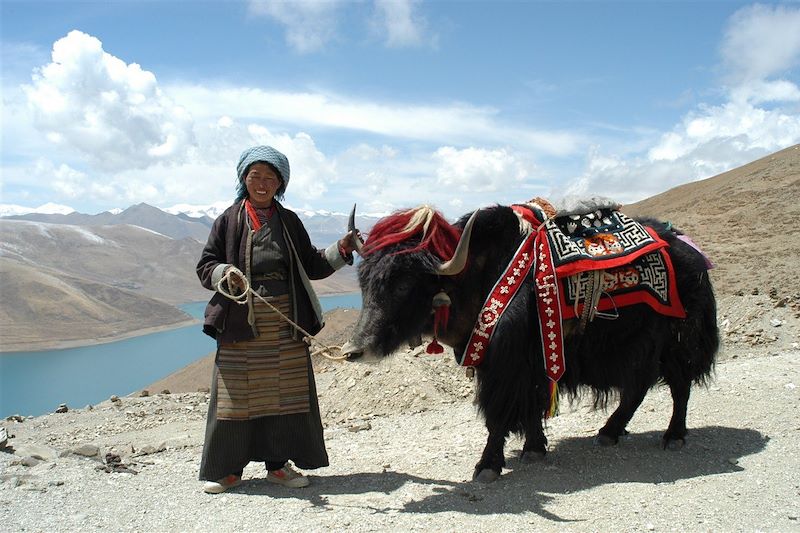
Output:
196,145,356,494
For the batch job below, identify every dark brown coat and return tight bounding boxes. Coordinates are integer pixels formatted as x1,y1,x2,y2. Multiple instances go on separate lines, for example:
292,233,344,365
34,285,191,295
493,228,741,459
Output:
197,200,344,345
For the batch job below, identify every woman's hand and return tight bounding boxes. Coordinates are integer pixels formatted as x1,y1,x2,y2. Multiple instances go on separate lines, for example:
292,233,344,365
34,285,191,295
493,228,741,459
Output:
225,267,247,293
338,230,362,257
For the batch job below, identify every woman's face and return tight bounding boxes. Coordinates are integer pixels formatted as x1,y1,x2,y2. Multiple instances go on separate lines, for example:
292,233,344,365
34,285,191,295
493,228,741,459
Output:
245,163,282,207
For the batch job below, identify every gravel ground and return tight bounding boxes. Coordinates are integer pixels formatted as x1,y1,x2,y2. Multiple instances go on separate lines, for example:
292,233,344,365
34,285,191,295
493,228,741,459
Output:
1,295,799,533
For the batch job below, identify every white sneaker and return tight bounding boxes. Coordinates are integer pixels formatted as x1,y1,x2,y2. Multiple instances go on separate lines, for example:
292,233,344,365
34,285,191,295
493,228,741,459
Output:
266,464,310,488
203,474,242,494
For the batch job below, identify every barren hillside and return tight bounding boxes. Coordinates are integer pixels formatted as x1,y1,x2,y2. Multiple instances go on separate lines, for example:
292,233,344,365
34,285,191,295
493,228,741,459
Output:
0,220,208,304
0,258,195,352
624,144,800,297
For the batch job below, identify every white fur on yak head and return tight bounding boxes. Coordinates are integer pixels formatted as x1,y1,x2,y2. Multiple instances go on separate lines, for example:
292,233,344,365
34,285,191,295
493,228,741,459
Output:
342,205,478,359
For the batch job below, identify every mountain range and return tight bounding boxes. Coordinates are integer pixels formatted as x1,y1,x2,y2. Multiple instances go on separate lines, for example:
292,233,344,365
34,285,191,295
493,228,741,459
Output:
0,204,377,351
2,202,380,244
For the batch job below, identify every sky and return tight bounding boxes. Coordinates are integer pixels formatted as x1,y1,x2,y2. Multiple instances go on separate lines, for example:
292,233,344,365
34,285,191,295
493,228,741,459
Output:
2,0,800,219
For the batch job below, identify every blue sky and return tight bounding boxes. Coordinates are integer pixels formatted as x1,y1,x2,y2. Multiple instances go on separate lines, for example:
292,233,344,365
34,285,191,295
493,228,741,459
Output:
2,1,799,219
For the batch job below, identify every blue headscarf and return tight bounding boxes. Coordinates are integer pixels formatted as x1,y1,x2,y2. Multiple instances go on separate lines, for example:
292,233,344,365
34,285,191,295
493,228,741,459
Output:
235,145,291,202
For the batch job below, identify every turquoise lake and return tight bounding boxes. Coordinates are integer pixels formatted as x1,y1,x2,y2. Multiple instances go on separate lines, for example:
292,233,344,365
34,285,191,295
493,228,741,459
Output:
0,292,362,418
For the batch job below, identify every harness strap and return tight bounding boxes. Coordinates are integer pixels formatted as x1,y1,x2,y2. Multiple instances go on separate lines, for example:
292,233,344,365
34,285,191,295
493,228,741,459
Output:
459,204,566,383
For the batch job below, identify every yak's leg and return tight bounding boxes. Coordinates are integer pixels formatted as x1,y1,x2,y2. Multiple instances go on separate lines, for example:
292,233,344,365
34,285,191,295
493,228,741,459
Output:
662,379,690,450
520,416,547,463
595,381,650,446
473,422,508,483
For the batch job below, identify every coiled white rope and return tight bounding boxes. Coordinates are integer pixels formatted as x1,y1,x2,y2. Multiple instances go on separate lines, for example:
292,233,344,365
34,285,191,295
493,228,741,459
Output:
215,267,349,361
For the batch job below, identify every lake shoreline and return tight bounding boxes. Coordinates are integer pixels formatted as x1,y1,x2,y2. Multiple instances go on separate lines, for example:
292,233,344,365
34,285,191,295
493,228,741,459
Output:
0,290,361,354
0,317,202,354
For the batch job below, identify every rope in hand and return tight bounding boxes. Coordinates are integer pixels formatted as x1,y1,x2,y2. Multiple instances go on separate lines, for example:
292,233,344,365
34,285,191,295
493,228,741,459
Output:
215,267,349,361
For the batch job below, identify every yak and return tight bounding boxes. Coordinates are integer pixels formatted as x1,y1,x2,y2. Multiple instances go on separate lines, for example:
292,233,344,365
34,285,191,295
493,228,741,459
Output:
343,199,718,483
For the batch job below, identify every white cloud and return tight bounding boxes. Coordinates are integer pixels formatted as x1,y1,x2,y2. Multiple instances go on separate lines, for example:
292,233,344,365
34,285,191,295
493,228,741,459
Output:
32,159,90,198
3,108,342,211
8,6,799,220
28,158,128,202
433,146,533,193
721,4,800,84
248,0,343,53
372,0,429,48
246,126,334,200
563,135,787,204
648,100,800,163
114,159,233,207
562,5,800,203
249,0,433,52
23,30,196,171
729,79,800,106
343,143,398,161
121,181,160,203
169,84,581,156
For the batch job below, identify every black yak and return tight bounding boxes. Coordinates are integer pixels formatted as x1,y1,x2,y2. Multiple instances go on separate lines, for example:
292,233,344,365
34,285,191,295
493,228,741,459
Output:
344,199,718,482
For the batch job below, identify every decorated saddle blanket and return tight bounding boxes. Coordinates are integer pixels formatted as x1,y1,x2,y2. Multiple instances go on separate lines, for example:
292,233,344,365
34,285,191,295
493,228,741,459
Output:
459,201,686,384
516,203,685,320
548,208,664,274
547,207,685,319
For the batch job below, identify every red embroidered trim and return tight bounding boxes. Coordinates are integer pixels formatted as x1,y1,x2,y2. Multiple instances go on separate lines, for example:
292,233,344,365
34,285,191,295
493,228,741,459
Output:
458,231,537,368
459,204,566,384
534,227,565,382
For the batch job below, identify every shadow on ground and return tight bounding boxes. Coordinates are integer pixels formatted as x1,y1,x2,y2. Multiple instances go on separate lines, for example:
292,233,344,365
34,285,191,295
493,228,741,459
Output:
227,425,766,522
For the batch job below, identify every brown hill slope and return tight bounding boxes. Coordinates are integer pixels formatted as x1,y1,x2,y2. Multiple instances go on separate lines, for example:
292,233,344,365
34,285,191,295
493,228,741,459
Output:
623,144,800,297
0,258,194,351
0,219,357,303
0,220,208,304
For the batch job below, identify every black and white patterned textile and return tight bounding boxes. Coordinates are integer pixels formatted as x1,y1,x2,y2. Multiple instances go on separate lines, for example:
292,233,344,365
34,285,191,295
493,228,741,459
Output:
560,248,684,319
546,209,658,274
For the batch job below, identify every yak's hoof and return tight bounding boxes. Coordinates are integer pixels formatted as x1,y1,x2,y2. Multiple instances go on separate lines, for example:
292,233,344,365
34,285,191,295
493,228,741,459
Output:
473,468,501,483
663,437,685,451
520,450,546,463
593,433,618,447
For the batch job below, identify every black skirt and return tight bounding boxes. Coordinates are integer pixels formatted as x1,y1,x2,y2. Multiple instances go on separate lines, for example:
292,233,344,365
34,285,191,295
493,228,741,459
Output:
198,350,329,481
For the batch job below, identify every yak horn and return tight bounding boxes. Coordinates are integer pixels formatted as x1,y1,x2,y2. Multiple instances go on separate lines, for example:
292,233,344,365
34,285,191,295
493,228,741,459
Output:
348,203,365,255
436,209,479,276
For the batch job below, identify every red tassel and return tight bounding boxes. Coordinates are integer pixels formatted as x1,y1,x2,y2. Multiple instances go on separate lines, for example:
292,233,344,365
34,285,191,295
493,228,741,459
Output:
425,291,451,355
426,338,444,354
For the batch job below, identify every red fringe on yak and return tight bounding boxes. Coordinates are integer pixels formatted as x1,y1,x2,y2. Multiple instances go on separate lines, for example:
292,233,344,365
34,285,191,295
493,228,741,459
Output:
362,206,462,355
362,206,462,261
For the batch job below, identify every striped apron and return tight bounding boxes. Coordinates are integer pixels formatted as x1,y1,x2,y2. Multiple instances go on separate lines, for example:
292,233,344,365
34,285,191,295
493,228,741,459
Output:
214,294,310,420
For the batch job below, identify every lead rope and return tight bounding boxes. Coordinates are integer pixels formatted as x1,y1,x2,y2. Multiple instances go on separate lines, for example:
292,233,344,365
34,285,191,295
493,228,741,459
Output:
214,267,349,361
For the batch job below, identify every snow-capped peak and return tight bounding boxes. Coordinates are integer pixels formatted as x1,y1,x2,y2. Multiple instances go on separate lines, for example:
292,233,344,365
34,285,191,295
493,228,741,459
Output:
164,202,231,219
0,202,76,217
